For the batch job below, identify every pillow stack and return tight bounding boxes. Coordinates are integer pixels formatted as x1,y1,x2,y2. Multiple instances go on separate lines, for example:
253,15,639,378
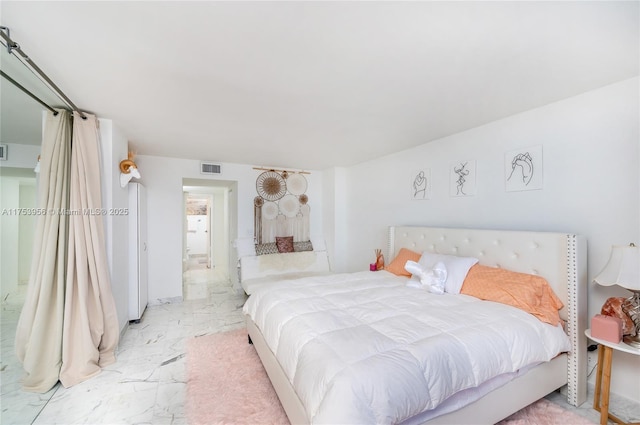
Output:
386,248,478,294
385,247,564,325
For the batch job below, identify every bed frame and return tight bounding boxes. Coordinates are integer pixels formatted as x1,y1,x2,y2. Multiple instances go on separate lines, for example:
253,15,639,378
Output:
246,226,588,424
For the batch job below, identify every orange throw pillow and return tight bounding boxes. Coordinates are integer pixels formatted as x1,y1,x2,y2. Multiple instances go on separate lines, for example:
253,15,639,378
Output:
460,264,564,326
385,248,421,276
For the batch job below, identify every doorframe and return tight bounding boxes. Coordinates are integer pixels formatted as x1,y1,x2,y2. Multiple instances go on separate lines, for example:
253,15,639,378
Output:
183,192,213,270
181,178,237,291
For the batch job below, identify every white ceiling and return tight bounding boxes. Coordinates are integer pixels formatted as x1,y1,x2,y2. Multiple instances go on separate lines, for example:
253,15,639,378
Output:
1,1,638,170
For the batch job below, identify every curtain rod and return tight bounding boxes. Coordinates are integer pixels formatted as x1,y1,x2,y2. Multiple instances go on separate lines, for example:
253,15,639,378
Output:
253,167,311,175
1,69,58,116
0,26,87,120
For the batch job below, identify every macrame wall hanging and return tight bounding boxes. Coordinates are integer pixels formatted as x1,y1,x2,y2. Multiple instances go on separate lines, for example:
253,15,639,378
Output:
254,168,310,244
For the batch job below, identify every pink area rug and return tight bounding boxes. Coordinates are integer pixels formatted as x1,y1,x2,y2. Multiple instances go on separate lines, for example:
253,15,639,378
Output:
498,398,594,424
187,328,288,425
187,328,594,425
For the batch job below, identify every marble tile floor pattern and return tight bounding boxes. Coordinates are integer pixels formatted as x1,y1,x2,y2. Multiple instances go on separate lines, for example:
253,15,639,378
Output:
1,269,247,425
2,272,639,424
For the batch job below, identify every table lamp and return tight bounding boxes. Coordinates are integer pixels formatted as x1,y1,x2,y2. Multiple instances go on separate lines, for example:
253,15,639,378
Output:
594,243,640,347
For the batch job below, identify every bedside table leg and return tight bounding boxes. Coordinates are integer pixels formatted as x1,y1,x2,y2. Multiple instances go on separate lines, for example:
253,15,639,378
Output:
600,345,613,425
594,345,604,411
586,329,639,425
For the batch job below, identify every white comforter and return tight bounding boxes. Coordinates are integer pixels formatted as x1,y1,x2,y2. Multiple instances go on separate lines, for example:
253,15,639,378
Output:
243,271,571,424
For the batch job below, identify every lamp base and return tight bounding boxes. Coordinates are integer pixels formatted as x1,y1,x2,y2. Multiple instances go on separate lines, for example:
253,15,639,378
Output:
622,290,640,348
623,335,640,348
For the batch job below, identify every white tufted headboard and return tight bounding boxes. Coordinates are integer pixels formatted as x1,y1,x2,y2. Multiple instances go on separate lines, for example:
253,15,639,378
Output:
388,226,588,407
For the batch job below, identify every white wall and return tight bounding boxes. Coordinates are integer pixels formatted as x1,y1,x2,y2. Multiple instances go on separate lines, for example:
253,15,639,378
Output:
1,177,21,299
341,77,640,401
212,189,229,273
18,184,36,284
0,143,40,169
0,180,19,298
322,167,348,272
98,119,130,334
136,156,323,303
0,174,36,302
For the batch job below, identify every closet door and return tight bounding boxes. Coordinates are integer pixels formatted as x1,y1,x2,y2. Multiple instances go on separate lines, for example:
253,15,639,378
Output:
137,184,148,319
128,183,148,321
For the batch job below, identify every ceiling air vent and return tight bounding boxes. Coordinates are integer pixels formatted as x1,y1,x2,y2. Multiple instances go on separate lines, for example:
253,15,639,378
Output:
0,144,7,161
200,162,221,175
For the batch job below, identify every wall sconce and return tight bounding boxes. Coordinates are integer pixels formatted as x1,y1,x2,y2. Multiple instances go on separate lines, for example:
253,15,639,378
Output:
119,151,141,188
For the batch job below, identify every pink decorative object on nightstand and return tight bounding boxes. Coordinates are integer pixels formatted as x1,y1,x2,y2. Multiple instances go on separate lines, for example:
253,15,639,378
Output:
591,314,623,344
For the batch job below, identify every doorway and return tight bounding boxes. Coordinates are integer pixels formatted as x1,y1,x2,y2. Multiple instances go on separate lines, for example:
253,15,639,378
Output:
182,178,237,301
1,168,37,305
185,193,211,267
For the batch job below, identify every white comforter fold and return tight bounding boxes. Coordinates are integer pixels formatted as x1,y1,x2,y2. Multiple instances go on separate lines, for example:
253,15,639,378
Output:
243,271,571,424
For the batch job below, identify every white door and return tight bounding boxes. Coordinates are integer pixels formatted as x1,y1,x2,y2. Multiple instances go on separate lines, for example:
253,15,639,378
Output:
129,183,148,321
138,184,148,318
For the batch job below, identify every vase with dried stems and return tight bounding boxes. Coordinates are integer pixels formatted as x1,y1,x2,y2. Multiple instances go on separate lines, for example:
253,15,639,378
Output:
375,249,385,271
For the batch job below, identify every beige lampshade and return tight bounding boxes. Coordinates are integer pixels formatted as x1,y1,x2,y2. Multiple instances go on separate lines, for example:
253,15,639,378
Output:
593,244,640,291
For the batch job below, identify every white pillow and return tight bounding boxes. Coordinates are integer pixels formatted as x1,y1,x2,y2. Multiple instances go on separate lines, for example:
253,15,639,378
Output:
417,253,478,294
405,260,447,294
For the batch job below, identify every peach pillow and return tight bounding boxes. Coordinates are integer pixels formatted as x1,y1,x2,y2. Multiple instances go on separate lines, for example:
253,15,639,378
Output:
385,248,421,276
460,264,564,326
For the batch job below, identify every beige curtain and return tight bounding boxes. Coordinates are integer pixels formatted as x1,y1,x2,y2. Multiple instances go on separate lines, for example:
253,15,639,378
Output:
15,110,71,393
59,112,119,387
16,111,120,392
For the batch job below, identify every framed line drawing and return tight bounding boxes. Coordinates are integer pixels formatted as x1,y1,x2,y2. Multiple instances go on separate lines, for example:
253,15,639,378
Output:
450,160,476,197
505,145,543,192
411,168,431,200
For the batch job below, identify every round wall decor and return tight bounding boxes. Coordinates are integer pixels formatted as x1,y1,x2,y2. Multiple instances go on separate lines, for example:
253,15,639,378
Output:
286,173,308,195
279,194,300,218
256,171,287,201
262,201,279,219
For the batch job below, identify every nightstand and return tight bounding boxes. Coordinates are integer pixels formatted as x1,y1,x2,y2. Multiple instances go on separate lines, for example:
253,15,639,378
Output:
585,329,640,425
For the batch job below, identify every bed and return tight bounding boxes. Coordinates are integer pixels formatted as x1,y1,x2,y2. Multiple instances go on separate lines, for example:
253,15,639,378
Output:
243,226,588,424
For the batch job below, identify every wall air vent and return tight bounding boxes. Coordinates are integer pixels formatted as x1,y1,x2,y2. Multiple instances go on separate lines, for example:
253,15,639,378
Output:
200,162,222,175
0,144,7,161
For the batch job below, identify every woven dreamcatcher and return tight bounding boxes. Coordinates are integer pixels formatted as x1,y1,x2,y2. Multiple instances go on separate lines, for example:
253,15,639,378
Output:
254,169,311,243
256,171,287,201
286,173,308,196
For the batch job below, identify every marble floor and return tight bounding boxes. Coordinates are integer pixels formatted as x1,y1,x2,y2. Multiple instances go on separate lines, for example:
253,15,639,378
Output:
1,267,247,425
2,269,639,425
